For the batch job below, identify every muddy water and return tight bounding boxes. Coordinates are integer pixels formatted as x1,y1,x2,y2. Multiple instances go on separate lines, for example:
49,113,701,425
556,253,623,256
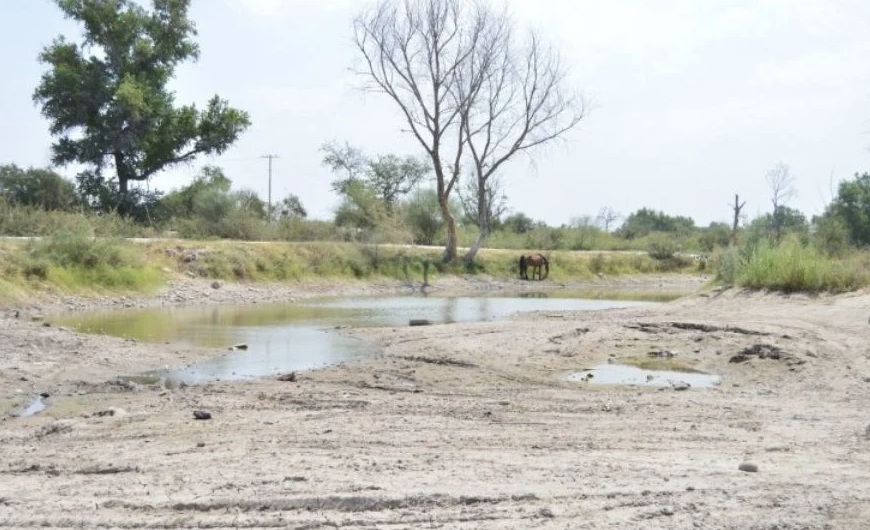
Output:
56,293,658,384
568,364,721,388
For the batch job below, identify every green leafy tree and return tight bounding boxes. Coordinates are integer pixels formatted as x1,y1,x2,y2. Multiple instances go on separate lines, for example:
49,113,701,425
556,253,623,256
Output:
0,164,79,211
617,208,696,239
825,172,870,246
158,165,231,220
321,142,429,206
811,214,850,257
234,189,267,219
403,188,451,245
321,141,367,194
368,154,430,206
278,195,307,219
502,212,536,234
334,180,385,230
569,215,602,250
748,207,809,239
698,222,732,253
33,0,250,214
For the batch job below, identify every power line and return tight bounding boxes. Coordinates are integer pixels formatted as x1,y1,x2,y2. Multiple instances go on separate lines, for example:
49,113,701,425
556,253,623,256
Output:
261,154,279,219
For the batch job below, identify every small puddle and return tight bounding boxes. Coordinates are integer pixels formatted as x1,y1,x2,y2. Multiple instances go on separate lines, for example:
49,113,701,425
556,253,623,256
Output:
567,364,721,388
18,396,47,417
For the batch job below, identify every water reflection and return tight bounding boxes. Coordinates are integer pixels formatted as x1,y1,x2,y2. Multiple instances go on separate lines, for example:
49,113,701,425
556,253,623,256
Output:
55,293,659,384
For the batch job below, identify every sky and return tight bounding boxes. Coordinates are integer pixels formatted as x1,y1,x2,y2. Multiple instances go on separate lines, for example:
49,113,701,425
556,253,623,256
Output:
2,0,870,227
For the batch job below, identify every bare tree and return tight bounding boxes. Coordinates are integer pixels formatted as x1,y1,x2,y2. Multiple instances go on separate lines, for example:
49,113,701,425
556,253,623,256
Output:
596,207,622,232
766,162,797,240
456,172,509,232
353,0,487,261
730,193,746,245
458,14,586,261
353,0,584,262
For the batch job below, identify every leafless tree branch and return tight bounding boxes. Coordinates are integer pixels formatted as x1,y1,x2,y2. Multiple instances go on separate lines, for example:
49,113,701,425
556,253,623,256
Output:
353,0,586,261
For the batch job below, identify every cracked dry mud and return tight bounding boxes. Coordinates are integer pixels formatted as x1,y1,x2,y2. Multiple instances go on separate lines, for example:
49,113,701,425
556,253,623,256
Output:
1,276,870,529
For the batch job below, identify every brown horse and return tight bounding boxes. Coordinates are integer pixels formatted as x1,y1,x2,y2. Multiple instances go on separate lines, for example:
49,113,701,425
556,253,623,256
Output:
519,253,549,280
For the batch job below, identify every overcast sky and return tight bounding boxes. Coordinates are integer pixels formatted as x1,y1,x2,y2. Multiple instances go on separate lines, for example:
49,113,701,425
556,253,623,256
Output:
3,0,870,227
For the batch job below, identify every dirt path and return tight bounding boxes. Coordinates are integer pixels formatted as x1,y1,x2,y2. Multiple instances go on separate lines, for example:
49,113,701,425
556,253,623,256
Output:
1,275,869,529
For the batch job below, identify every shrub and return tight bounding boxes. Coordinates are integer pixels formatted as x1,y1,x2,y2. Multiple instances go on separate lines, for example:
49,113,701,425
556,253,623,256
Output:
647,233,679,260
731,235,870,293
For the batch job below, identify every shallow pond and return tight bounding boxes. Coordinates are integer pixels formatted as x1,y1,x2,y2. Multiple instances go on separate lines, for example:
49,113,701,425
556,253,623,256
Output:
567,364,721,388
56,293,658,384
18,396,47,417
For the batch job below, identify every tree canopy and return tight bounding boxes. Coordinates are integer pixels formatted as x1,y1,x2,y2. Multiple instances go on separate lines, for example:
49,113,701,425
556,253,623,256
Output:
0,164,79,211
823,172,870,247
33,0,250,213
321,142,430,206
616,208,696,239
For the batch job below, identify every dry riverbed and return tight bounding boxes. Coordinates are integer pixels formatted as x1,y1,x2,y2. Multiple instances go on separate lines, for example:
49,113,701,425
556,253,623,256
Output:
1,273,869,529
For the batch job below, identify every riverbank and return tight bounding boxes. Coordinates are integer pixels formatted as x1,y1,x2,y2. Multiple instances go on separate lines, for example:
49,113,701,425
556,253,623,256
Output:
1,274,868,529
3,270,711,315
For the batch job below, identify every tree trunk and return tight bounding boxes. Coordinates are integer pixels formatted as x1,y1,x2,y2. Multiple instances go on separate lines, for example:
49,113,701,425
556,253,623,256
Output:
465,228,486,263
114,150,130,214
432,155,458,262
464,176,489,262
440,197,458,261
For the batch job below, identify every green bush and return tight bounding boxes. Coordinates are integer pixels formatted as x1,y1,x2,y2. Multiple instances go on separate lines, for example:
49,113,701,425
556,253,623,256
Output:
812,215,851,258
647,233,679,260
724,235,870,293
712,247,741,285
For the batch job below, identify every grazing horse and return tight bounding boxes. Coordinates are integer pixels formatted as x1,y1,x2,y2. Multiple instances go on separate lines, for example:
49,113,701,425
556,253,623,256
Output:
519,253,549,280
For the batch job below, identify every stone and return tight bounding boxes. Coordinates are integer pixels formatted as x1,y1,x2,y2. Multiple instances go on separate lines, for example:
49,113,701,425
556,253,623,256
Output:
93,407,127,418
738,462,759,473
193,410,212,420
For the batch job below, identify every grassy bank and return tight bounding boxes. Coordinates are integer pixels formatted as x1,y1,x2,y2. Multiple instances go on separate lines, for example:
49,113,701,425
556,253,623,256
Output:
715,237,870,293
0,233,700,299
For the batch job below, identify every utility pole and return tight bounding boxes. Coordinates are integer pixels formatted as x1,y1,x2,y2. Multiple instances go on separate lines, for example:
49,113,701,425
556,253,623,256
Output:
261,154,279,220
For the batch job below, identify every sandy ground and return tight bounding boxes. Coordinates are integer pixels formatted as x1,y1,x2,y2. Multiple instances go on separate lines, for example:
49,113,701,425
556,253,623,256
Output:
1,273,870,529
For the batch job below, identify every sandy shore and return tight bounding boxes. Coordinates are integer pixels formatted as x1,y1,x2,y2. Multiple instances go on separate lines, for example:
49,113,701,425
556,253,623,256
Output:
1,273,869,529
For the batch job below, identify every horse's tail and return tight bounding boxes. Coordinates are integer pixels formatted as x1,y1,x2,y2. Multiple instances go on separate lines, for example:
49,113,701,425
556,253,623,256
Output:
518,255,526,278
542,255,549,280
